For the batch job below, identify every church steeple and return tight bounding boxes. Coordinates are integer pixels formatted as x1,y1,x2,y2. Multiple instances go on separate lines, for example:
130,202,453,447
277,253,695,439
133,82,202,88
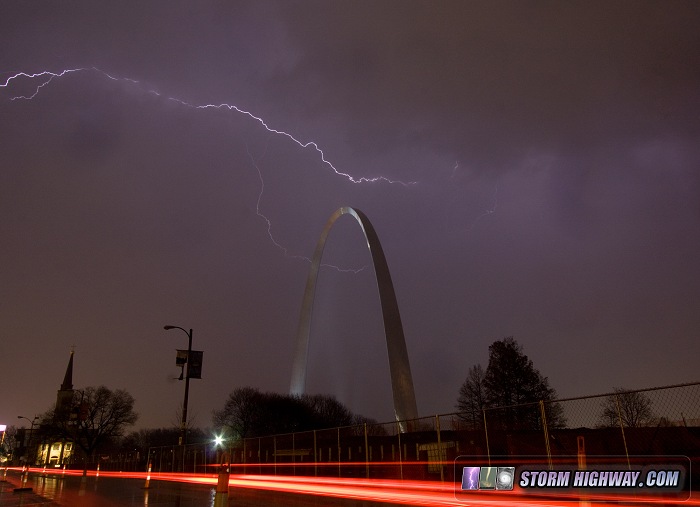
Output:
60,349,74,391
56,350,75,417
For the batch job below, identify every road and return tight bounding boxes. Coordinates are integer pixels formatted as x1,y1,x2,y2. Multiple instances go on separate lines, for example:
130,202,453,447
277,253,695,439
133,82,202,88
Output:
1,468,695,506
2,469,461,507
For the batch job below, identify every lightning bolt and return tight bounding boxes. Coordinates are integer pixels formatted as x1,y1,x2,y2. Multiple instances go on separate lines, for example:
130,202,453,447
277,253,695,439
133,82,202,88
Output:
245,143,366,274
2,68,85,100
2,66,410,271
469,467,479,489
1,67,416,186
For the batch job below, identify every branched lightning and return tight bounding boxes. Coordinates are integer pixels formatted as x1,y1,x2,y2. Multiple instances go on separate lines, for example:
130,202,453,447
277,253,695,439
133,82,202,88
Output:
2,66,410,270
245,143,366,274
2,67,416,186
2,68,87,100
175,98,415,186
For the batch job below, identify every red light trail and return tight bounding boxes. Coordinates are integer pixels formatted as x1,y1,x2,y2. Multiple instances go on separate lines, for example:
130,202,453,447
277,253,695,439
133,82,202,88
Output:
7,466,696,506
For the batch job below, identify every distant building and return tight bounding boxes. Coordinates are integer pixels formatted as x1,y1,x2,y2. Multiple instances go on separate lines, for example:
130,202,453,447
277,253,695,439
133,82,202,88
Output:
36,350,75,466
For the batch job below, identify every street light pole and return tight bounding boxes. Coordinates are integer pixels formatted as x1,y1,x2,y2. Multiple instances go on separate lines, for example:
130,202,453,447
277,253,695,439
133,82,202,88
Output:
17,416,38,466
164,325,192,447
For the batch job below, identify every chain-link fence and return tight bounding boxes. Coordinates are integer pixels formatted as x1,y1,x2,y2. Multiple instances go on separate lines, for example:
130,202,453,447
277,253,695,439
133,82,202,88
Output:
480,382,700,464
130,382,700,483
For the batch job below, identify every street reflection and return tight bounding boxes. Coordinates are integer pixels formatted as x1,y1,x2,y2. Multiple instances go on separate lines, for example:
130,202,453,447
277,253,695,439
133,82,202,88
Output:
4,468,686,507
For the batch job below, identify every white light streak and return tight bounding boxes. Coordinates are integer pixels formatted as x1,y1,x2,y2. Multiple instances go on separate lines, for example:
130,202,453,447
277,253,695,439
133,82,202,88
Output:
2,66,404,271
2,67,416,186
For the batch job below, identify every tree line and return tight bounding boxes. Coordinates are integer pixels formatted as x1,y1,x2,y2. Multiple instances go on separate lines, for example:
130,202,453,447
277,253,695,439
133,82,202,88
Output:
211,387,376,439
5,337,658,467
5,385,374,468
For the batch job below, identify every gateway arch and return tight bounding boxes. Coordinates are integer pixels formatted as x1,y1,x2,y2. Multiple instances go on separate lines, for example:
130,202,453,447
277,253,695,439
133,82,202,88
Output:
289,207,419,424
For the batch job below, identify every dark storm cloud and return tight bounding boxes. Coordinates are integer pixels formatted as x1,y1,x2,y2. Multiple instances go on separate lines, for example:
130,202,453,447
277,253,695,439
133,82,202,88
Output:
1,1,699,429
269,2,700,162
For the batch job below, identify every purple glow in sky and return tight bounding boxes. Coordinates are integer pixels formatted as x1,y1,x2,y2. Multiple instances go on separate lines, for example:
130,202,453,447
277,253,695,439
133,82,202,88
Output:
2,1,699,431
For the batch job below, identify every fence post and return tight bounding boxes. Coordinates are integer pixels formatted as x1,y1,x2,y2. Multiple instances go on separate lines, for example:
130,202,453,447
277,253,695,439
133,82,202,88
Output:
397,421,403,480
435,415,444,482
313,430,317,477
143,460,152,489
614,394,632,470
540,400,553,470
482,409,491,466
364,423,370,479
214,452,230,507
577,436,590,507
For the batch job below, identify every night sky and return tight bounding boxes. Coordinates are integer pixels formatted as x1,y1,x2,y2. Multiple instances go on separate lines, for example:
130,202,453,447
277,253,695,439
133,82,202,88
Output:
2,1,699,431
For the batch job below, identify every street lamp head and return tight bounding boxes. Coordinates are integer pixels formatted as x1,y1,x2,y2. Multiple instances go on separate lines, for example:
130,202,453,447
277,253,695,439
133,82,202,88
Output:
164,325,192,338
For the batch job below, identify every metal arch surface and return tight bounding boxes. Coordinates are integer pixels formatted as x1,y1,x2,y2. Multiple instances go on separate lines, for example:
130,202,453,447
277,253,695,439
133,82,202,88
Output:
289,206,419,424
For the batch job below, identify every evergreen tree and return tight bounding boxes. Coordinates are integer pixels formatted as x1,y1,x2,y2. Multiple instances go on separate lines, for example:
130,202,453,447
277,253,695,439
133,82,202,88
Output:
458,337,565,431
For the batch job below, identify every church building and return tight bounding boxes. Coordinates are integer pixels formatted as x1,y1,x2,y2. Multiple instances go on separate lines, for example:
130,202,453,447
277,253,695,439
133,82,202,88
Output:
37,350,75,466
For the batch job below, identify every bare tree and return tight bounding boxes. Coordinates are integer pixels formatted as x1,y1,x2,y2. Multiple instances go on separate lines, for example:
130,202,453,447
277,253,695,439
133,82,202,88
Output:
42,386,137,469
1,425,18,463
302,393,354,429
213,387,363,438
212,387,264,439
457,364,487,429
599,388,654,428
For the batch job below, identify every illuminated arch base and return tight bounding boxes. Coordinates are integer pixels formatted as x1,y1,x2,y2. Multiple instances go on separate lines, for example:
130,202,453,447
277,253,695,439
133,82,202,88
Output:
289,207,419,426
